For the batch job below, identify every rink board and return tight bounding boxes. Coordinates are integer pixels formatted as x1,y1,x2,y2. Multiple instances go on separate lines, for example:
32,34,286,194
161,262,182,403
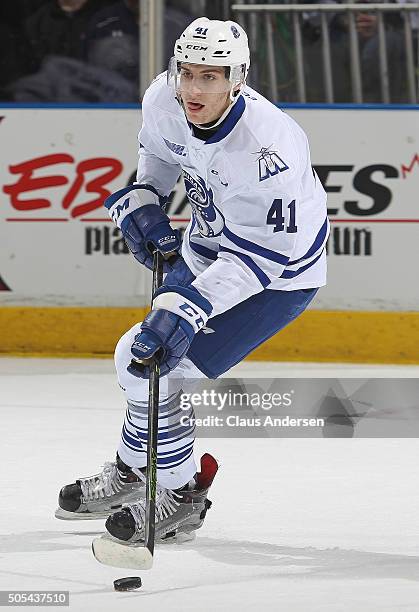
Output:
1,307,418,364
0,105,418,361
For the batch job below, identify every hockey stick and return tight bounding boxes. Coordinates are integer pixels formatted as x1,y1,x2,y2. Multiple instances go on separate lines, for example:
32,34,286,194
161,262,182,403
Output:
141,248,164,562
92,250,164,570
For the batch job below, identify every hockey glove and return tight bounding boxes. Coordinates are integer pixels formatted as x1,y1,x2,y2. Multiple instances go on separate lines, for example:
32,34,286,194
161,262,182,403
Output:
163,257,196,288
105,184,181,271
128,285,212,378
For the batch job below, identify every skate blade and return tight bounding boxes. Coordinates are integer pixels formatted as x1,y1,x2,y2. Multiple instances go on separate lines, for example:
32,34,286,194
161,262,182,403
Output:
55,508,110,521
92,534,153,570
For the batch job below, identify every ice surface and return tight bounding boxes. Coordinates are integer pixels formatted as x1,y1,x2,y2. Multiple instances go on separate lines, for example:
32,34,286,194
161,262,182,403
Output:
1,358,418,612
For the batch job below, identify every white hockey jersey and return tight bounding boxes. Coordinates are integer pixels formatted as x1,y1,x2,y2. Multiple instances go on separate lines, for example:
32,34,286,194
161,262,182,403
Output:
136,73,329,318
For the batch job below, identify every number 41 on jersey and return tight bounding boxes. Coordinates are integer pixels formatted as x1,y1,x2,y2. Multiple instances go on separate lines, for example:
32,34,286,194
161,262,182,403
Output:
266,199,297,233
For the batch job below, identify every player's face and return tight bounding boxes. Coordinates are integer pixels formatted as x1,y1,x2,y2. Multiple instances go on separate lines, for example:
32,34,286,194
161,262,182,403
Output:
178,64,231,125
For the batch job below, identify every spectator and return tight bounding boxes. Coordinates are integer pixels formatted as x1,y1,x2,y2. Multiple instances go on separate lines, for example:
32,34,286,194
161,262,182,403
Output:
7,0,126,103
301,0,406,102
22,0,115,75
85,0,193,89
8,0,193,103
329,1,405,102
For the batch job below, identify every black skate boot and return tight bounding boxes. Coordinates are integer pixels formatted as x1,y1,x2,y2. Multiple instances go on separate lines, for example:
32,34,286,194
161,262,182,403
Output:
105,453,218,542
55,454,145,520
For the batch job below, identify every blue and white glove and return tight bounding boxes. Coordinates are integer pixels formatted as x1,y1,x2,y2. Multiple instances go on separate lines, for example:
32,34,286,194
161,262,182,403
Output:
105,183,181,271
163,257,196,288
128,285,212,378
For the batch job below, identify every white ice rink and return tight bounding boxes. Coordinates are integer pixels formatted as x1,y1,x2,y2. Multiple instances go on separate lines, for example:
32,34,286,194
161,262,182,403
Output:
1,357,419,612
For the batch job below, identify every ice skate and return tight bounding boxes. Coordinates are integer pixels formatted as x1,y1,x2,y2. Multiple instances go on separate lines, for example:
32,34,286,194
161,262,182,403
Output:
105,453,218,542
55,454,145,520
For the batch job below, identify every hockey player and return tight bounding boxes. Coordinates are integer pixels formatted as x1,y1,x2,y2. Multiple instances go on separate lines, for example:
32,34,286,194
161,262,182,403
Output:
56,17,329,544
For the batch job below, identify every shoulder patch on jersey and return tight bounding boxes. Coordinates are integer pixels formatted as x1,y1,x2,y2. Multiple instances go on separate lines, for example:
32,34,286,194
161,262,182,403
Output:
163,137,187,157
242,91,257,101
251,146,289,182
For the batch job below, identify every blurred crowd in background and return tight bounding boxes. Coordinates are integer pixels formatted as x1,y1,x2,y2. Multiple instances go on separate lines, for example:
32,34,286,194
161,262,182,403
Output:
0,0,417,104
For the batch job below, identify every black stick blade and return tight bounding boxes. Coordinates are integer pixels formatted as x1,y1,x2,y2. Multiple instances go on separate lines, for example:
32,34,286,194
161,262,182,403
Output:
113,576,142,591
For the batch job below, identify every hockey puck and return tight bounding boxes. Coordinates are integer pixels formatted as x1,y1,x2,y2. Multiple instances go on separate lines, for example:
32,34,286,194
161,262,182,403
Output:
113,576,142,591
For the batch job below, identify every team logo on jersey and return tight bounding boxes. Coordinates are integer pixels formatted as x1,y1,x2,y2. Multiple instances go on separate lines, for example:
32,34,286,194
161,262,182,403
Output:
252,146,289,182
183,171,225,237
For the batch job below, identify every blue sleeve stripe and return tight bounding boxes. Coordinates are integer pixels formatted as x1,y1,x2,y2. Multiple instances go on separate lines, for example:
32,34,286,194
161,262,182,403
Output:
188,239,218,261
288,218,329,266
281,250,324,279
104,183,160,210
219,246,271,288
223,227,289,265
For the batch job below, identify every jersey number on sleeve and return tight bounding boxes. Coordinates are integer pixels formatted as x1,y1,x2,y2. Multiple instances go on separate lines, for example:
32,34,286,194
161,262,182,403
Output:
266,198,297,233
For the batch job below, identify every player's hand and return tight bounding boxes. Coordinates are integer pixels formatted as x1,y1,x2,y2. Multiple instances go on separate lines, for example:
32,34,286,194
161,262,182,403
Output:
128,285,212,378
105,184,181,271
163,257,196,287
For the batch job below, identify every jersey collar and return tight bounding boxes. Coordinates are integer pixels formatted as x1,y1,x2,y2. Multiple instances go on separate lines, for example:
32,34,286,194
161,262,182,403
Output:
202,95,246,145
